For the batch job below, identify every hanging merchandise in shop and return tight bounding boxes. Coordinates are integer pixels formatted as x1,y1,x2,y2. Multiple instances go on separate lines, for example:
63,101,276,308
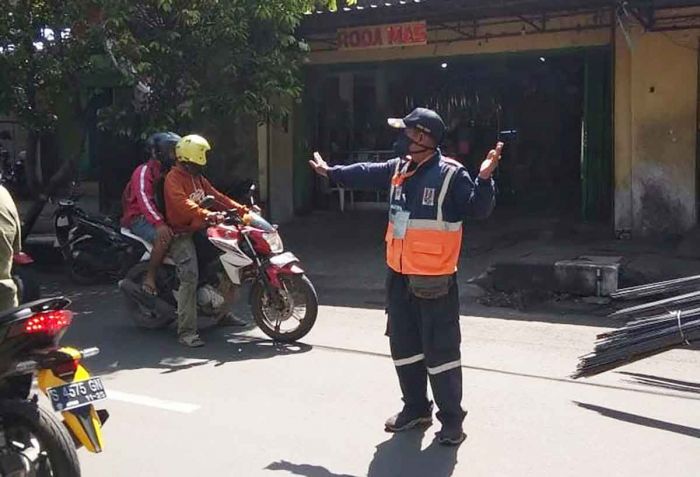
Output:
337,21,427,51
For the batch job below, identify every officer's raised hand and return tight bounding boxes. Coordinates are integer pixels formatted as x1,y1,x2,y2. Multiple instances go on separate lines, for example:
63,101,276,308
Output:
478,142,504,180
309,152,330,177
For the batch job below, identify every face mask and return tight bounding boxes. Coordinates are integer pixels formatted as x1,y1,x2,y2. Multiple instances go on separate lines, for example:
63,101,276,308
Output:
392,134,412,157
392,132,434,158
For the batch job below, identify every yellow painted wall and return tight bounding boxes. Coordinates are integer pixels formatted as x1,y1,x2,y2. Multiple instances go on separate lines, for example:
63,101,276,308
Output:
614,25,698,236
257,108,295,223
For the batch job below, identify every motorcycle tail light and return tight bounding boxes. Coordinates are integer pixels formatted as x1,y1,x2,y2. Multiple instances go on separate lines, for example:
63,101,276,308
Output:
9,310,73,337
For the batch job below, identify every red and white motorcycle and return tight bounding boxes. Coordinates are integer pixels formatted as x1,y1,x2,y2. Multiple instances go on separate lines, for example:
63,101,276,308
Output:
118,193,318,343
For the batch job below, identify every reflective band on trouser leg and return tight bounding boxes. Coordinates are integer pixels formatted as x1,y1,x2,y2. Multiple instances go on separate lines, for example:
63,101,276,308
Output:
388,271,430,412
427,359,462,375
429,366,466,428
420,278,464,427
394,353,425,368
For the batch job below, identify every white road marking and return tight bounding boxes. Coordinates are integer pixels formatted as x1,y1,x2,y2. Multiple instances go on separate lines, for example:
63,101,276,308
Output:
108,390,200,414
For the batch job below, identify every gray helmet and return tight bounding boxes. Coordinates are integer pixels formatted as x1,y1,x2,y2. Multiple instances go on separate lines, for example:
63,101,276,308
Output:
145,132,181,166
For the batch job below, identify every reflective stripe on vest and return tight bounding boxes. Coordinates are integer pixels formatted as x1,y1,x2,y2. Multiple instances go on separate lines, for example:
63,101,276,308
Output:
386,161,463,275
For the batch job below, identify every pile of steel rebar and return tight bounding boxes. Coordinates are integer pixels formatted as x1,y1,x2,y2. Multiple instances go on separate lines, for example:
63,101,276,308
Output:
574,275,700,379
610,274,700,301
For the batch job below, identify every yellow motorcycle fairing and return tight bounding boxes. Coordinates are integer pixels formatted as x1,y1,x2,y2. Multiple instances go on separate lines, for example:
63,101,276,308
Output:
36,347,105,453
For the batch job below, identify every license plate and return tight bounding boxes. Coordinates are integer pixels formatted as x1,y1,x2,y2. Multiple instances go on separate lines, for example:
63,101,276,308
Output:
47,377,107,412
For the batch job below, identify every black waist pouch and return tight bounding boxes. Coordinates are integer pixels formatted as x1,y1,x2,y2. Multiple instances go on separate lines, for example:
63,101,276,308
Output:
407,274,453,299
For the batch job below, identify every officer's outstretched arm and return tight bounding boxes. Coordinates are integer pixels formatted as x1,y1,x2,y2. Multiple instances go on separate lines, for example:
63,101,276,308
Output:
453,169,495,220
327,159,399,192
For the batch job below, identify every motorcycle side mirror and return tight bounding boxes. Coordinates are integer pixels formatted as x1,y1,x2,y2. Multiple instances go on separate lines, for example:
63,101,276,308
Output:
249,184,256,206
200,195,216,209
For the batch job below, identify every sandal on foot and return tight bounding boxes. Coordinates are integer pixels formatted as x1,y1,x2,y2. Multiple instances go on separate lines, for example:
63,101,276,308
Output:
179,333,205,348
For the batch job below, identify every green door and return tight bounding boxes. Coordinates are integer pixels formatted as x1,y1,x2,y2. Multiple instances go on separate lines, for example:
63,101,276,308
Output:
581,48,613,222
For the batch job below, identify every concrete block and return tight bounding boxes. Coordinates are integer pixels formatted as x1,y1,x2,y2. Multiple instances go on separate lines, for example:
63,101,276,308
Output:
554,258,619,297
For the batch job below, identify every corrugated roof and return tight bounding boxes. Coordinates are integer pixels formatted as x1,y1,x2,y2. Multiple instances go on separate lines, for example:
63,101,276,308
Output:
301,0,614,33
301,0,700,34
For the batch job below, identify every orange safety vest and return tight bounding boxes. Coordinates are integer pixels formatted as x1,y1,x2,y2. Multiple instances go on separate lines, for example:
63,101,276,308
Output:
386,158,463,275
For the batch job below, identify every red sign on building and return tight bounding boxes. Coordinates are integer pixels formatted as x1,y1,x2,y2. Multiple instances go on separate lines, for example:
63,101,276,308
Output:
337,21,428,51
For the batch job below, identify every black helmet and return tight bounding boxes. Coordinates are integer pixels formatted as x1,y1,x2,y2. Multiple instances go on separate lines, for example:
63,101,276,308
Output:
145,132,181,166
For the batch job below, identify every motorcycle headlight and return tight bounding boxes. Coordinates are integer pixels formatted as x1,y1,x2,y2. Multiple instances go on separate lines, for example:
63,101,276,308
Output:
263,232,284,254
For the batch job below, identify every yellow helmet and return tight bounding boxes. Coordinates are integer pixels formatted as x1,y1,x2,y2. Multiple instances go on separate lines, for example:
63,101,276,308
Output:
176,134,210,166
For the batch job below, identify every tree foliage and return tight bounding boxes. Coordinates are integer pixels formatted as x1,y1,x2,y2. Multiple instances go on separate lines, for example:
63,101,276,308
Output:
98,0,356,135
99,0,317,136
0,0,109,197
0,0,349,140
0,0,342,234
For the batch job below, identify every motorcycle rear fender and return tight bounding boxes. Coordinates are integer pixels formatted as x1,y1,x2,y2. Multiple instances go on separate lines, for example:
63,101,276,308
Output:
62,404,106,453
36,348,105,453
13,252,33,265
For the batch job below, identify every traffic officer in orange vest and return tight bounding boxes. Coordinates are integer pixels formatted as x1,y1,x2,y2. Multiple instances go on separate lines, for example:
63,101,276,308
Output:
310,108,501,446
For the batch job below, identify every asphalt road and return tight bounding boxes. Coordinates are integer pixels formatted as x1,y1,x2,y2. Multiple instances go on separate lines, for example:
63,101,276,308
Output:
33,271,700,477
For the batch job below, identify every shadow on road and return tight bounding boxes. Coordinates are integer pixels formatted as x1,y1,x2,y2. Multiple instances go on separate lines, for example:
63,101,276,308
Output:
83,326,312,376
575,402,700,438
366,430,459,477
264,431,459,477
265,461,357,477
40,281,311,376
618,371,700,395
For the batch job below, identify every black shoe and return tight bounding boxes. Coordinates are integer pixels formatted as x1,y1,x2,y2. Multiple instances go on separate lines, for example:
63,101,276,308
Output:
436,426,466,446
385,403,433,433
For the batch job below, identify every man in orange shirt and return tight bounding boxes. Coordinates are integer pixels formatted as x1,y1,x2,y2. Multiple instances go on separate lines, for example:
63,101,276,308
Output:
164,134,248,347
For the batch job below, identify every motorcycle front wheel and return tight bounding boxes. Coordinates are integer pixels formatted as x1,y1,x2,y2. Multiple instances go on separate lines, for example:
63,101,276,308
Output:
251,274,318,343
0,399,81,477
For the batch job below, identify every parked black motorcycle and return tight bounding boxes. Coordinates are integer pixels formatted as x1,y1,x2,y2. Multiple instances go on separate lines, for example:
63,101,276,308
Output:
54,198,146,284
0,297,108,476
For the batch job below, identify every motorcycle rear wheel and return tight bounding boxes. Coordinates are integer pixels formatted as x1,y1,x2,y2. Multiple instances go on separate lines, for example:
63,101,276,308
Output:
123,263,175,329
251,274,318,343
0,399,81,477
67,259,95,286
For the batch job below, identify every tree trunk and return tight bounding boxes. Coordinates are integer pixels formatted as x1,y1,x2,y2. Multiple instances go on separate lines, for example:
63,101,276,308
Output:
20,88,101,242
23,131,42,198
20,128,87,242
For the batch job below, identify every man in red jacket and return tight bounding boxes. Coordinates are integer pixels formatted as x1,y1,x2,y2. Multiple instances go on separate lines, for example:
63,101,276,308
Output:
122,132,180,295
